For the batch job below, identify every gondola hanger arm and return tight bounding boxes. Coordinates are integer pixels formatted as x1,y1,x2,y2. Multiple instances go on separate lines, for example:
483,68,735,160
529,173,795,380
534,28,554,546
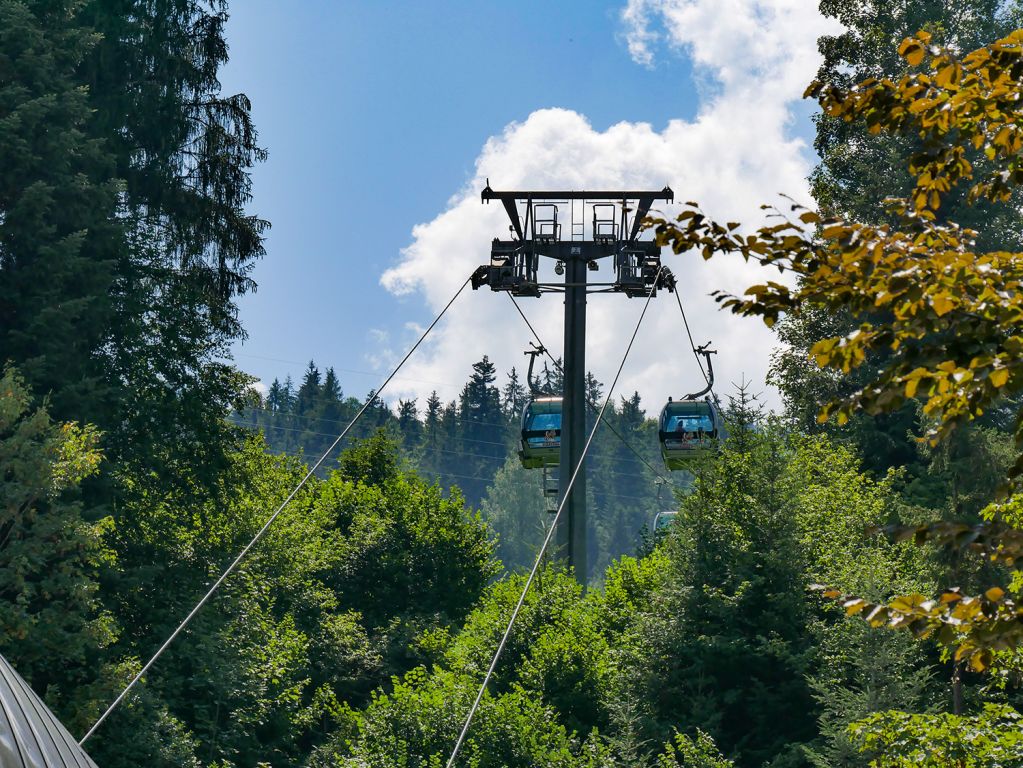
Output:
684,344,716,400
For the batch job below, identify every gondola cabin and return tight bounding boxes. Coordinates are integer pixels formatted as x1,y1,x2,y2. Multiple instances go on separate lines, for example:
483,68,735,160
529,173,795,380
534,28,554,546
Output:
652,510,678,532
519,396,562,469
659,398,719,469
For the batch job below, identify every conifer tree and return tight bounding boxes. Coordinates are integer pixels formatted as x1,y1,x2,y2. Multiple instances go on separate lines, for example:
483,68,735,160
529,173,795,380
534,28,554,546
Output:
317,366,347,437
502,367,528,423
321,367,341,400
457,357,504,503
540,359,564,395
397,398,422,452
423,391,442,449
585,371,604,407
266,379,287,412
297,362,322,416
630,407,816,766
361,389,393,431
0,1,121,423
75,0,268,498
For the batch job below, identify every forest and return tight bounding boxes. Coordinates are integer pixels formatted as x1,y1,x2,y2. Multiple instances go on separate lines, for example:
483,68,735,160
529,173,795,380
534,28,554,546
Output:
1,1,1023,766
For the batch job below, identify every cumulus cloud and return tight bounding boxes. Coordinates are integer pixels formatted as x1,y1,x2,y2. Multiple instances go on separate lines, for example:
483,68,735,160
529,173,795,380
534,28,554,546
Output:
620,0,661,68
378,0,842,412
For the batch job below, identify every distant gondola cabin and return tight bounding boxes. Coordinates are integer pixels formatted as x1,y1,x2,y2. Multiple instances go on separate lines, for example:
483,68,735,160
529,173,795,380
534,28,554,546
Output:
519,397,562,468
652,510,678,532
658,399,719,469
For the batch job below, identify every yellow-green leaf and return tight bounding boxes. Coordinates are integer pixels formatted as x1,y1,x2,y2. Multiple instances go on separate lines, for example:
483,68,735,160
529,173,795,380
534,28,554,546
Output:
899,38,925,66
984,586,1005,602
932,294,955,316
844,598,868,616
935,62,960,88
969,650,990,672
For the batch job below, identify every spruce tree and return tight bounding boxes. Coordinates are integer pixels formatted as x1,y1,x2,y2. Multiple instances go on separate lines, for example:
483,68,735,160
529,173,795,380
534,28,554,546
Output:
397,398,422,452
297,362,322,416
585,371,603,407
501,367,528,423
76,0,268,499
417,391,445,480
631,408,817,766
458,357,504,504
321,368,341,397
266,379,286,412
0,1,120,422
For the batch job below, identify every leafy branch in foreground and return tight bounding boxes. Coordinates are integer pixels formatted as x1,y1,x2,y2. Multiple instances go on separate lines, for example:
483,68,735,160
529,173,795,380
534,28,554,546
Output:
650,29,1023,466
849,704,1023,767
648,29,1023,670
812,585,1021,672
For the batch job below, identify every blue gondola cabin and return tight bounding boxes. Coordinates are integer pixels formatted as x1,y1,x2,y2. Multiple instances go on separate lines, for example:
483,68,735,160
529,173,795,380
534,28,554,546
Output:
658,398,719,469
519,396,562,468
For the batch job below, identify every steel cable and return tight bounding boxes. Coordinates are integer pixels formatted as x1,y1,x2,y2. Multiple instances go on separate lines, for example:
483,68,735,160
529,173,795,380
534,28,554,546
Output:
445,271,662,768
675,289,709,386
506,293,681,491
79,275,472,746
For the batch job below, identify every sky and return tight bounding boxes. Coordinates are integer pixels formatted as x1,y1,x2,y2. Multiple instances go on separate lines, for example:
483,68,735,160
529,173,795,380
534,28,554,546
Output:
219,0,843,411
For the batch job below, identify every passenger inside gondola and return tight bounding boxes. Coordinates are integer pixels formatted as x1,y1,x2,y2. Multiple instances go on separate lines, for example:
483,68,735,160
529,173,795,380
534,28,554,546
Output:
666,413,714,439
659,399,719,469
525,411,561,447
519,397,562,468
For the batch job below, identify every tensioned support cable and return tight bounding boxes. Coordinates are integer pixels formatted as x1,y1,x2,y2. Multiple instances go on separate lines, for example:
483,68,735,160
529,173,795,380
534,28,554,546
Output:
506,292,679,491
445,271,662,768
675,289,710,386
80,275,473,746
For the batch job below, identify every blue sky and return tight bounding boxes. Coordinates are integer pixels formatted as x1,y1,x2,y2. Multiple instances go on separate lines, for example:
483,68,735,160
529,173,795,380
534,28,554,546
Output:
219,1,837,407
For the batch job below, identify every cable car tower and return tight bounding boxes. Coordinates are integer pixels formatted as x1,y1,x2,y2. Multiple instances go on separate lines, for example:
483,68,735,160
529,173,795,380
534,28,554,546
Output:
472,183,675,583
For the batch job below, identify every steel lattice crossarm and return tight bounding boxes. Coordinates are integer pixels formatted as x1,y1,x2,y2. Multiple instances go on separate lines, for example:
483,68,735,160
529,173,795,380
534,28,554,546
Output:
471,183,676,297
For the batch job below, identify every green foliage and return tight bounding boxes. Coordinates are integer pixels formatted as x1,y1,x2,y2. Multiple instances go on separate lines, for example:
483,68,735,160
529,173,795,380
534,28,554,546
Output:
657,731,734,768
326,667,616,768
480,455,548,572
805,623,935,768
784,438,937,767
786,438,931,598
623,419,818,767
8,2,1022,766
770,1,1023,490
849,704,1023,766
2,0,267,498
0,367,114,731
88,432,498,766
327,559,740,767
652,28,1023,464
338,430,399,487
244,356,668,582
0,0,121,421
649,24,1023,672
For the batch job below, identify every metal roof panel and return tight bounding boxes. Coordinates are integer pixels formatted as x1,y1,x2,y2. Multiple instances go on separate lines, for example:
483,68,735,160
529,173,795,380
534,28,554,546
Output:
0,654,98,768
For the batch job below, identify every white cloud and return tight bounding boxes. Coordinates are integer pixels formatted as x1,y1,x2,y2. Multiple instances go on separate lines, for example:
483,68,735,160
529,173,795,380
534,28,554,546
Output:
620,0,661,68
379,1,842,413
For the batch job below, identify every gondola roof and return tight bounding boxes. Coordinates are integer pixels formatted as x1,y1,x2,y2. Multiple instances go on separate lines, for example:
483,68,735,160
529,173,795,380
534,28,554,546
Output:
0,652,98,768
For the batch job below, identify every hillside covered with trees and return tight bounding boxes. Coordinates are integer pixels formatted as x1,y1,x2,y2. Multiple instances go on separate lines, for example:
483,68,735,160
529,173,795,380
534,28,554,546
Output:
234,356,673,577
1,1,1023,767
